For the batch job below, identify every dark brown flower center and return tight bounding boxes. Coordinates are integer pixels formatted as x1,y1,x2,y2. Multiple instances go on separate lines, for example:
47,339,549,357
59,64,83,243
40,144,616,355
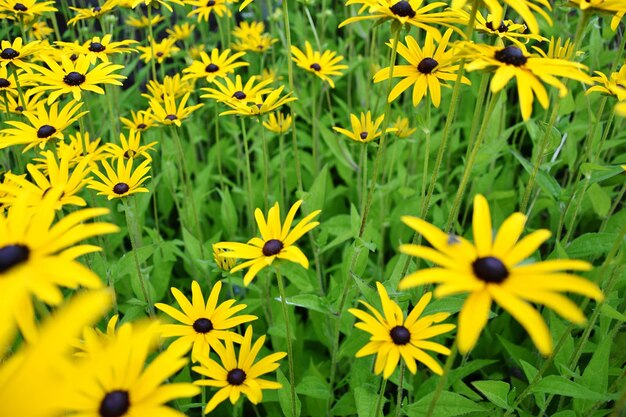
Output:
310,63,322,71
165,114,178,121
123,150,135,159
137,123,147,130
262,239,283,256
13,2,27,11
69,53,78,61
486,20,509,32
205,63,219,73
113,182,130,195
417,57,438,74
232,90,247,100
0,244,30,273
0,78,10,88
89,42,106,52
495,45,527,66
15,105,23,112
37,124,56,138
63,71,86,86
227,368,246,385
1,47,19,60
359,131,368,140
99,390,130,417
93,5,101,12
193,318,213,333
389,0,415,18
207,0,215,5
472,256,509,283
390,325,411,345
156,51,164,57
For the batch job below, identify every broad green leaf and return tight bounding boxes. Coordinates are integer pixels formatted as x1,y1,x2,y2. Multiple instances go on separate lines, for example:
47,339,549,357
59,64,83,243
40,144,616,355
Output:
566,233,615,259
519,360,545,409
574,335,611,413
587,183,611,218
510,149,561,199
285,294,332,315
277,369,302,417
355,386,381,417
532,376,613,401
403,391,485,417
296,375,331,400
471,380,511,410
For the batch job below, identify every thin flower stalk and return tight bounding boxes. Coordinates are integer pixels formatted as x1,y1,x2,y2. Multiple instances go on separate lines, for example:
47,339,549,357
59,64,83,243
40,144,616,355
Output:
275,266,297,417
240,118,255,230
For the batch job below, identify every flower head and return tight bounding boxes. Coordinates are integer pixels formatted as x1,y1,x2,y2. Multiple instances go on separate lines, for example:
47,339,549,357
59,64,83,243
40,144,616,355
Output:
215,200,321,286
183,49,248,83
291,41,348,88
232,21,278,53
263,111,292,134
451,0,552,34
392,116,417,138
201,75,274,105
333,111,396,143
399,194,604,355
0,37,43,71
105,130,158,161
56,34,138,64
148,92,204,127
350,283,454,378
219,86,297,116
88,157,152,199
187,0,231,21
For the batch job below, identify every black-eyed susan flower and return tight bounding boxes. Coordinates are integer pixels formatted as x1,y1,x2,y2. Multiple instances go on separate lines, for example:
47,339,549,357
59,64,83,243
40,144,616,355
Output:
127,13,165,28
137,37,180,64
61,131,107,168
131,0,184,12
182,48,248,83
617,101,626,117
567,0,626,30
67,0,119,25
88,157,152,199
65,320,200,417
1,149,92,209
187,0,231,22
219,85,297,117
333,111,396,143
0,66,24,97
291,41,348,88
374,30,470,108
531,37,580,61
451,0,552,34
56,35,138,64
0,100,87,151
461,42,593,120
0,195,118,339
0,89,44,114
201,74,274,105
155,280,257,361
350,282,454,378
214,245,237,271
147,92,204,127
263,112,292,134
458,10,547,47
120,109,157,132
26,55,126,104
28,19,54,40
586,65,626,101
231,21,278,53
105,130,158,161
339,0,460,40
392,116,417,138
215,200,321,286
0,0,56,18
399,194,604,355
0,37,42,71
143,74,195,101
193,325,286,414
166,23,197,41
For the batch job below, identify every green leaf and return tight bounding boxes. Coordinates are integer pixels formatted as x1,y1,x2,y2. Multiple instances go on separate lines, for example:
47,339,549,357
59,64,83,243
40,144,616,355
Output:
510,149,561,199
303,164,328,212
277,369,302,417
218,188,238,237
285,294,332,315
355,386,381,417
471,380,511,410
587,183,611,217
519,360,545,409
566,233,615,259
296,375,331,400
600,303,626,322
403,391,485,417
532,376,613,401
574,335,611,413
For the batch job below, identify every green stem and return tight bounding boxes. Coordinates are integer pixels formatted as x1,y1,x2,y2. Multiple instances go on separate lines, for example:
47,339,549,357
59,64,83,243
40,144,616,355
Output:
146,4,157,82
425,343,457,417
311,79,319,173
240,118,256,229
372,378,387,417
276,266,297,417
260,117,270,211
395,363,404,417
215,104,225,190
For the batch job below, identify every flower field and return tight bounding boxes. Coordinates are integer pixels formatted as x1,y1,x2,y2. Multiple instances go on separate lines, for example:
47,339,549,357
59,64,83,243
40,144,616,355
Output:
1,0,625,416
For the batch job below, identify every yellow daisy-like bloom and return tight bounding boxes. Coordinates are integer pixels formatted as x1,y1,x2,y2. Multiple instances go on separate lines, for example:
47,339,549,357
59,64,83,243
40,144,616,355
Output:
60,131,107,168
26,55,126,104
350,282,454,378
193,325,286,414
0,100,87,151
374,30,470,108
339,0,460,41
155,280,257,361
131,0,184,12
127,13,165,28
105,130,158,161
0,37,42,71
0,195,118,339
215,200,321,286
586,65,626,101
0,290,112,417
617,101,626,117
263,112,292,134
333,111,396,143
56,35,138,64
147,92,204,127
120,109,157,132
0,66,29,97
187,0,231,22
531,36,580,61
88,157,152,200
166,23,197,41
459,10,547,47
461,42,593,120
137,37,180,64
67,0,119,25
399,194,604,355
238,0,253,11
392,116,417,138
231,21,278,53
143,74,195,101
451,0,552,34
214,245,237,271
65,320,200,417
567,0,626,30
291,41,348,88
0,0,56,18
0,85,43,114
28,20,55,40
201,74,274,105
219,86,297,117
182,48,249,83
1,149,92,209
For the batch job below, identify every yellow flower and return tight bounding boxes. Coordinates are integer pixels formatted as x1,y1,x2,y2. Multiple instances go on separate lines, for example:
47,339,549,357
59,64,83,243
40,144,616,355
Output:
617,101,626,117
126,13,165,28
451,0,552,34
182,48,249,83
586,65,626,101
201,74,274,105
214,245,237,271
263,112,292,134
155,280,257,361
333,111,396,143
105,130,158,161
215,200,321,286
219,85,297,116
88,157,152,199
143,73,195,101
56,34,138,64
231,21,277,53
459,9,547,47
392,116,417,138
0,37,43,71
166,23,197,40
120,109,157,132
67,0,119,25
193,325,286,414
186,0,231,22
291,41,348,88
374,29,470,108
399,194,604,355
147,92,204,127
567,0,626,30
131,0,184,12
137,37,180,64
0,0,56,18
350,282,455,378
